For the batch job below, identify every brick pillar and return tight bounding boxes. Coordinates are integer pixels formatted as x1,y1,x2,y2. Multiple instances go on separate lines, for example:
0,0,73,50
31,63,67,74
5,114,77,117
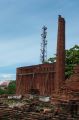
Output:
55,15,65,93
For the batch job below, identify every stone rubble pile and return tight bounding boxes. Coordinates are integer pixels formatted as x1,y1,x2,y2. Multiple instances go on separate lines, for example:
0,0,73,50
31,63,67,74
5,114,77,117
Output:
0,99,79,120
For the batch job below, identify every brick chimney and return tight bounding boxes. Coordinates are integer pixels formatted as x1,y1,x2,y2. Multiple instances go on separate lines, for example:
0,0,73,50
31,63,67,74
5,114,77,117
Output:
55,15,65,93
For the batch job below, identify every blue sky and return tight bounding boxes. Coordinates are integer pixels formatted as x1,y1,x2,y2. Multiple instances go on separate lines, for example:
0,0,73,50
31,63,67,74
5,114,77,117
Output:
0,0,79,81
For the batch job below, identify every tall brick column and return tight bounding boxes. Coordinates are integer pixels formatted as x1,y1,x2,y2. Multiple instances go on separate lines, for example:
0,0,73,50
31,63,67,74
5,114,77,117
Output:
55,15,65,93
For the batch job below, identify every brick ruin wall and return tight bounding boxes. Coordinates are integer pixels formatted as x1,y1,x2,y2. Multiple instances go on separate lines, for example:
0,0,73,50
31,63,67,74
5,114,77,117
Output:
16,63,56,96
16,15,79,97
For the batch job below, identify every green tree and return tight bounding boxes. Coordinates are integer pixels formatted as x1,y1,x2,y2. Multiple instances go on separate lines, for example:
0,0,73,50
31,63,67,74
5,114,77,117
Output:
48,45,79,78
0,88,6,94
48,54,56,63
7,80,16,94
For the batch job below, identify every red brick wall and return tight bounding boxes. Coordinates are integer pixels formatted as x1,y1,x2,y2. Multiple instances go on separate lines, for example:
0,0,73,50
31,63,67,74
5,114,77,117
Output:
16,63,55,96
55,15,65,93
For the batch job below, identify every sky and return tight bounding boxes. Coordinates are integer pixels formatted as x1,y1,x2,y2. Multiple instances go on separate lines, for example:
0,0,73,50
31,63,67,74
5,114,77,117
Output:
0,0,79,81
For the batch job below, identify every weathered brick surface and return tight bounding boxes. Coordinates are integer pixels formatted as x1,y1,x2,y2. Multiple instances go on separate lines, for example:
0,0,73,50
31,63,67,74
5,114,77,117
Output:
16,63,56,96
66,65,79,91
55,15,65,93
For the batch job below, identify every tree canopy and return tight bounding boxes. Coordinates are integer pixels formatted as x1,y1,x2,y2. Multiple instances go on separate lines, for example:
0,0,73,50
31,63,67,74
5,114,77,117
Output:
48,45,79,78
7,80,16,94
0,80,16,95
